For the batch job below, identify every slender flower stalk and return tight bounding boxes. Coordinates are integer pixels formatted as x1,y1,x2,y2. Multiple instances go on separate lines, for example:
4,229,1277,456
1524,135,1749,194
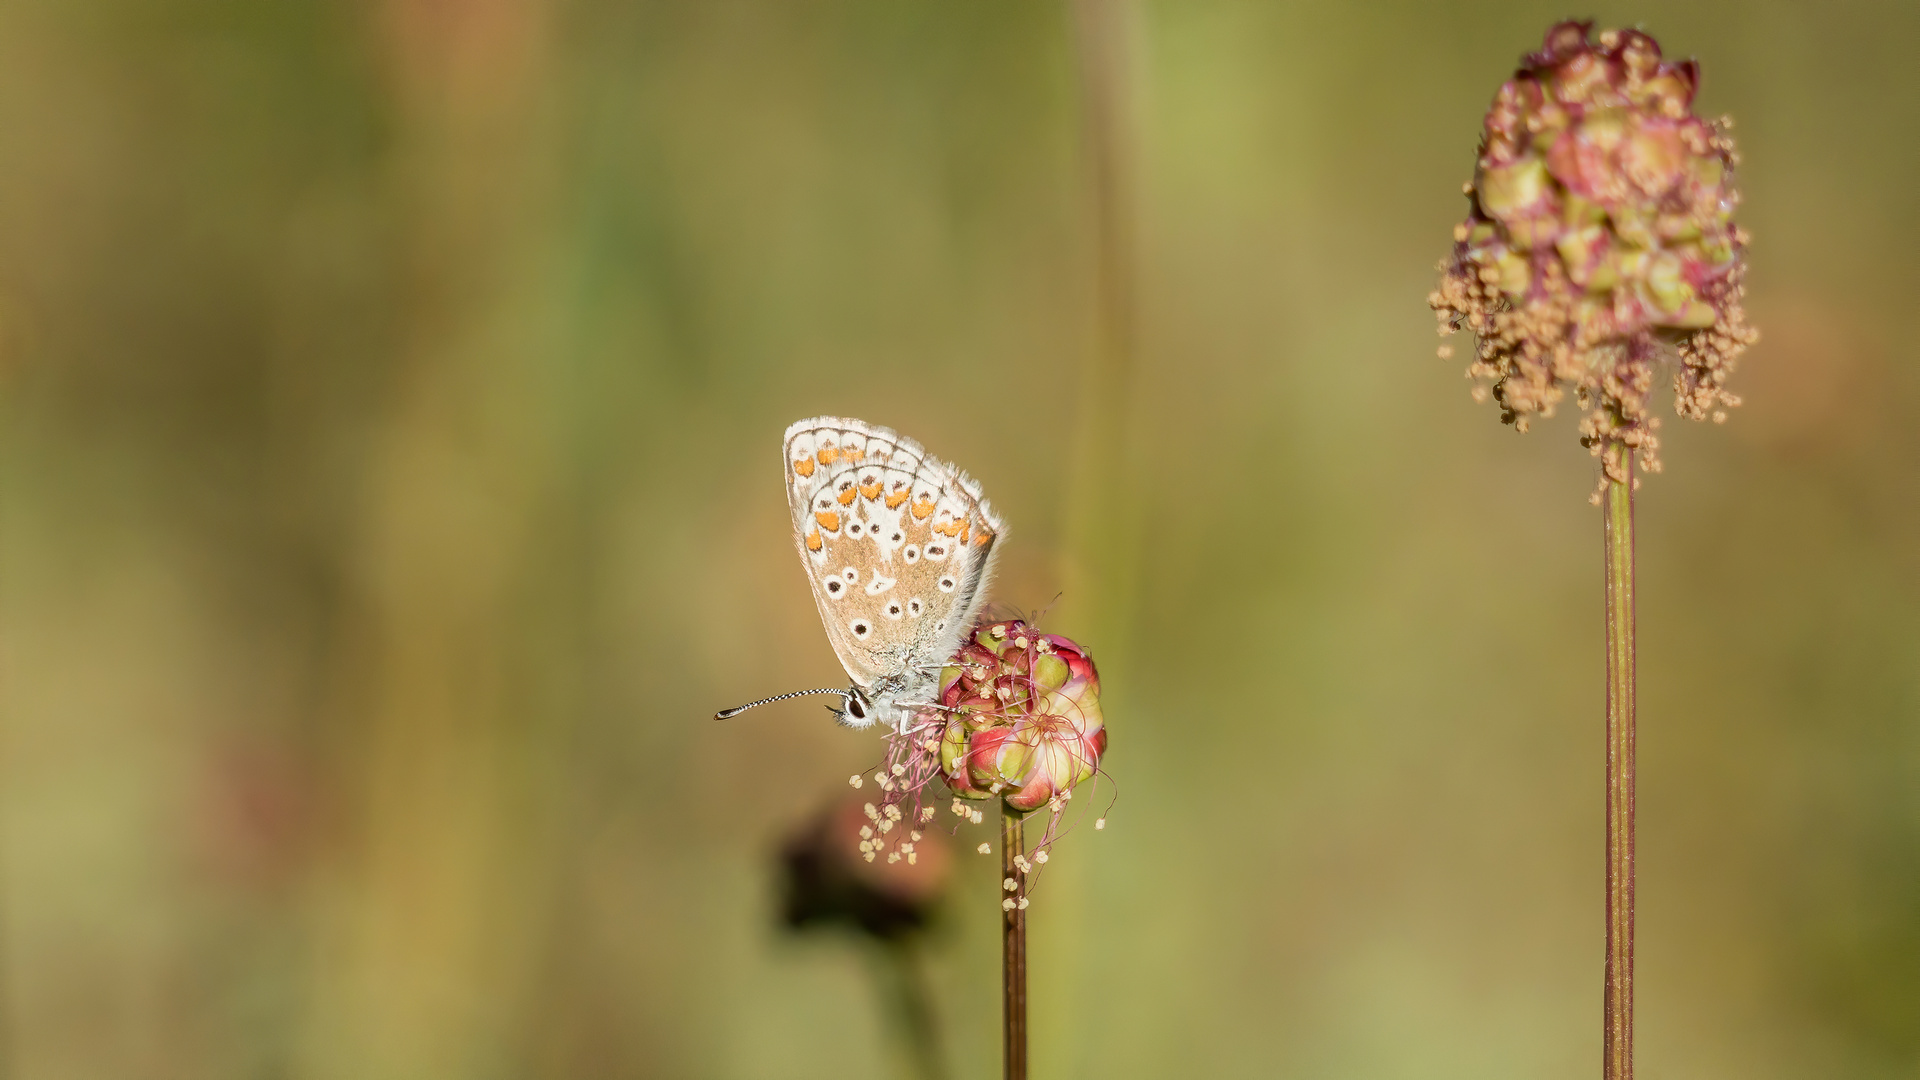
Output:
1001,809,1028,1080
1063,0,1142,647
1430,23,1753,1079
1603,468,1636,1079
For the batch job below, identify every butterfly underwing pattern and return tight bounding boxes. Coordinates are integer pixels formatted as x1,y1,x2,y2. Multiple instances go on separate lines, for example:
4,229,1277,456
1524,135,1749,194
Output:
782,417,1005,730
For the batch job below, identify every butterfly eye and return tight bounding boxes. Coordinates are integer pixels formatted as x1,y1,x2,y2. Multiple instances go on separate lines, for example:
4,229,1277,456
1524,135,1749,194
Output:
846,695,866,719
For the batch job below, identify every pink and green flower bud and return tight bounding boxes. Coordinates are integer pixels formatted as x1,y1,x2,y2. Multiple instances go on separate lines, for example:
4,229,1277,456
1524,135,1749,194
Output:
1429,21,1758,497
779,796,954,941
937,619,1106,813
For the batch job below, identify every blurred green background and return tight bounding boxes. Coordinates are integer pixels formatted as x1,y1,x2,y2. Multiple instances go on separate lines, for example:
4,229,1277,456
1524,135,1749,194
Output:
2,1,1916,1077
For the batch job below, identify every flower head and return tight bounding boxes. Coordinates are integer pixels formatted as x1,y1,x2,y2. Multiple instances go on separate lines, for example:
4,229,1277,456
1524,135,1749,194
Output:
937,620,1106,813
779,796,953,940
1430,21,1757,496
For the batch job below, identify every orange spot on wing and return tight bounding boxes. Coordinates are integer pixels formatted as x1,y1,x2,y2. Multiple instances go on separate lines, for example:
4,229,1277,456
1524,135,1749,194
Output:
911,498,936,520
806,530,823,552
817,446,839,466
932,519,965,537
885,487,911,509
792,457,816,478
859,480,882,500
973,528,993,546
815,511,841,532
836,487,858,506
843,445,865,461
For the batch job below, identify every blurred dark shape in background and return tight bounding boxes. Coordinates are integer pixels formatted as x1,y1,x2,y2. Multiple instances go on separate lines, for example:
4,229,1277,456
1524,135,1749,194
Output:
0,1,1917,1078
780,796,953,942
779,797,955,1080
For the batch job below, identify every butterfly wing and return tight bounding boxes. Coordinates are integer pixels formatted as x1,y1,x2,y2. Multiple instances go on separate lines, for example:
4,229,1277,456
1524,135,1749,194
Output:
784,417,1004,693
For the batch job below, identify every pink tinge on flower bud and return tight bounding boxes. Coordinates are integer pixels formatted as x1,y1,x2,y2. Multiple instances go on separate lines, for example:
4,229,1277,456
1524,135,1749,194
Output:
1430,21,1757,495
936,619,1106,813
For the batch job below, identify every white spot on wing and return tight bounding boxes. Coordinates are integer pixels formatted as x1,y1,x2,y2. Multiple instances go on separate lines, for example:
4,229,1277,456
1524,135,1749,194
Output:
871,511,906,559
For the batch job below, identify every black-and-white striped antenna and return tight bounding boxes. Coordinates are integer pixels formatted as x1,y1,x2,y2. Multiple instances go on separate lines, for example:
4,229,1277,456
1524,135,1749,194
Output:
713,688,848,721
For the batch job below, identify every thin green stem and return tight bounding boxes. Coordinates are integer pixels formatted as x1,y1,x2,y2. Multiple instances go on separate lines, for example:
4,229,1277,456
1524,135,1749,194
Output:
1001,808,1027,1080
1063,0,1142,650
1603,468,1636,1080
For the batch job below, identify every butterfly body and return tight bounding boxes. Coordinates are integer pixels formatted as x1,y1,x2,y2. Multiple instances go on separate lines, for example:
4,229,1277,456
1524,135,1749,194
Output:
782,417,1004,731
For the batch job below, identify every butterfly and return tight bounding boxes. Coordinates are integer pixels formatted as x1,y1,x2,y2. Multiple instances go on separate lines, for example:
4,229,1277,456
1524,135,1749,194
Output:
716,417,1005,731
